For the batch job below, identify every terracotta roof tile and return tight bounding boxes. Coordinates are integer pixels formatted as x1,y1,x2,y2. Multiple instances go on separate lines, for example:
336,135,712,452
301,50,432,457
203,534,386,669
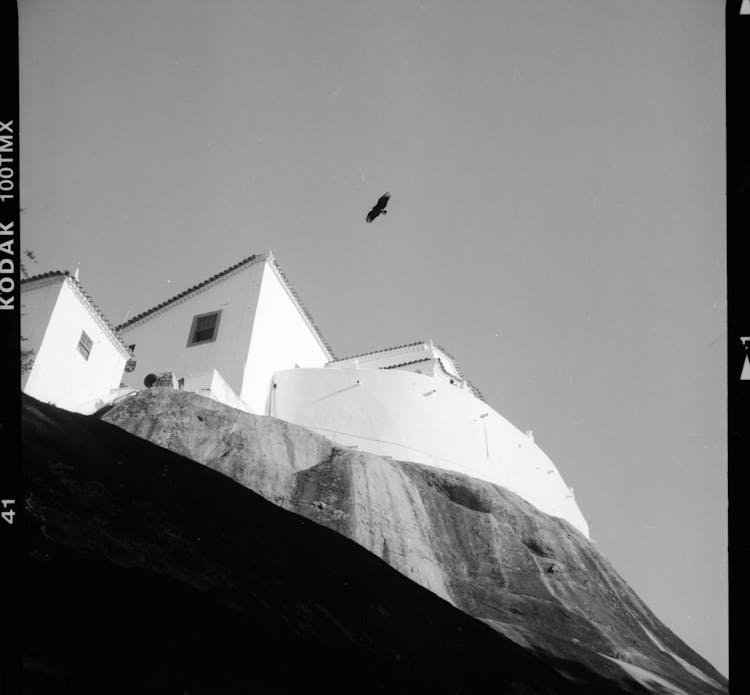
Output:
382,358,432,370
330,340,426,363
116,254,262,331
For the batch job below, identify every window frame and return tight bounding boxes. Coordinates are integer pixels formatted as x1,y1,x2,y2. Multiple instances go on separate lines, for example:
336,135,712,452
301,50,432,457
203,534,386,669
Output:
77,330,93,361
186,309,222,347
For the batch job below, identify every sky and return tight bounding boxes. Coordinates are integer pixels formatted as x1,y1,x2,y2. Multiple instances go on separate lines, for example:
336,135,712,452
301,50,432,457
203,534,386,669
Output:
19,0,727,675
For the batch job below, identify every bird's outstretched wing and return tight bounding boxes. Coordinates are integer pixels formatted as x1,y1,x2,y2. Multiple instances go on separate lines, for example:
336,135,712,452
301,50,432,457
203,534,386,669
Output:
365,192,391,223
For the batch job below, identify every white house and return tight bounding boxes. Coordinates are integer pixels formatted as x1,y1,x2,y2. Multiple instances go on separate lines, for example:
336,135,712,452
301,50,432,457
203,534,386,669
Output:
271,341,590,537
116,252,334,414
20,251,589,536
21,271,131,413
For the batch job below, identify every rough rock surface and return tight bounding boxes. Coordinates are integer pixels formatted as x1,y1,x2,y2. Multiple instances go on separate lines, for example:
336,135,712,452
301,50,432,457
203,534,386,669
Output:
24,394,635,694
97,389,728,694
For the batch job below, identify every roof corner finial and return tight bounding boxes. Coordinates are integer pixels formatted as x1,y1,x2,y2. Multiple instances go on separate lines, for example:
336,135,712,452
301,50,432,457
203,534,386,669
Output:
265,250,275,263
73,265,80,281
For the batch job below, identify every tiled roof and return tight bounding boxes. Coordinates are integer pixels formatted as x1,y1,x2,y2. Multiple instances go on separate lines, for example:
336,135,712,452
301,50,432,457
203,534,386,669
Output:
382,358,432,370
21,270,72,285
114,252,335,360
116,254,262,331
433,343,463,376
329,340,426,363
430,343,483,398
21,270,131,357
333,339,486,402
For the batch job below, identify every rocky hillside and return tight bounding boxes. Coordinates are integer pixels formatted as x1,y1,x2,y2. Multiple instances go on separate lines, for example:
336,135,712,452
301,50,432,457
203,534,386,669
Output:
23,389,728,693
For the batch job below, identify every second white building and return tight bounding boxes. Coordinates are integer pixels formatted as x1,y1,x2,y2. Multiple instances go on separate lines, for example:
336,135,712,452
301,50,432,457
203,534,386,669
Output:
117,252,333,414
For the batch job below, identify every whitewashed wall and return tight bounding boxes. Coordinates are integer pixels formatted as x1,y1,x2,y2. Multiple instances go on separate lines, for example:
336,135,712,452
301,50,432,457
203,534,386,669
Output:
22,278,128,412
241,262,331,414
118,258,331,415
20,279,60,391
271,367,589,537
181,369,252,413
118,262,266,395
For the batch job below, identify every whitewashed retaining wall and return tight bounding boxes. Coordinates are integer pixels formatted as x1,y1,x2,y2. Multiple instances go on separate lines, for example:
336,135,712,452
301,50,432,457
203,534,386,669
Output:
271,366,589,537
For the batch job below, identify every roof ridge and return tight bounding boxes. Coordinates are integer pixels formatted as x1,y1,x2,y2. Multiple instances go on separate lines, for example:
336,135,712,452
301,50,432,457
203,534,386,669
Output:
382,358,432,369
433,343,465,378
329,340,427,363
433,344,484,400
20,269,69,284
115,254,263,331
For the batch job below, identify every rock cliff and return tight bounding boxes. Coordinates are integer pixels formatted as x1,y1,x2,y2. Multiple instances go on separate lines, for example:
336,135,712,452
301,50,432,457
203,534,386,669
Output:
22,389,728,693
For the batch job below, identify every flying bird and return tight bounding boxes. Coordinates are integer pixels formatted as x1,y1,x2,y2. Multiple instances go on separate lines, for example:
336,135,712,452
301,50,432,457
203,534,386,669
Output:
365,192,391,223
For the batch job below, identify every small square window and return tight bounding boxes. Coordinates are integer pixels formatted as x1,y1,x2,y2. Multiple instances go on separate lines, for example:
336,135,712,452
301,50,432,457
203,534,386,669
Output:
124,344,137,372
77,331,93,361
187,310,222,347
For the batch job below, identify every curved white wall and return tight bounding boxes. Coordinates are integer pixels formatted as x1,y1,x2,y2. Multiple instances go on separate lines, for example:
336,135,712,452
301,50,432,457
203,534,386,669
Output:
271,367,589,537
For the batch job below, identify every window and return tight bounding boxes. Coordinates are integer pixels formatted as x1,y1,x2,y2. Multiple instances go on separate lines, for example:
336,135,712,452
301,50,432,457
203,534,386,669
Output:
187,310,222,346
77,331,93,360
124,344,137,372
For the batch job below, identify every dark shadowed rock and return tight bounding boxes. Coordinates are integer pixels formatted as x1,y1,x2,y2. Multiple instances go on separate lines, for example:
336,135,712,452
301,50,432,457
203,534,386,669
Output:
97,390,727,693
98,389,728,694
96,389,728,694
22,394,647,695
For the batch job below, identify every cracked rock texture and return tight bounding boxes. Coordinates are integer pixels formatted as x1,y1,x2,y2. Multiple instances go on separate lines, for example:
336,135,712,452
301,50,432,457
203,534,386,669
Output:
24,393,634,695
96,389,727,695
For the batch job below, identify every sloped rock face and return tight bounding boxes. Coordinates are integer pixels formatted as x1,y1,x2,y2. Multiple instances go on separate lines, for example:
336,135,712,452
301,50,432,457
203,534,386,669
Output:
101,389,727,695
23,394,632,695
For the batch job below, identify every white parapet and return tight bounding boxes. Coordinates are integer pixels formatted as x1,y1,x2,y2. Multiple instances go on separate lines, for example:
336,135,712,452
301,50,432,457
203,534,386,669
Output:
270,367,589,537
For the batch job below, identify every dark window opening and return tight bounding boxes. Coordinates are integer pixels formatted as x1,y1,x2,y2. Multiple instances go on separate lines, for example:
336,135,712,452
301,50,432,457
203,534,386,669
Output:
187,310,222,346
77,331,93,361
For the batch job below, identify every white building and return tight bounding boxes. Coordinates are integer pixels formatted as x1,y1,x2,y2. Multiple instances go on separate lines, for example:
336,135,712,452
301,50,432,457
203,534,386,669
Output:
271,341,590,537
20,252,589,536
116,252,334,414
21,271,131,413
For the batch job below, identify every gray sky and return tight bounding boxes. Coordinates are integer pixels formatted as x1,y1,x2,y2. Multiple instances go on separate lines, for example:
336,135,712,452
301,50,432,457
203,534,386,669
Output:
20,0,727,675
